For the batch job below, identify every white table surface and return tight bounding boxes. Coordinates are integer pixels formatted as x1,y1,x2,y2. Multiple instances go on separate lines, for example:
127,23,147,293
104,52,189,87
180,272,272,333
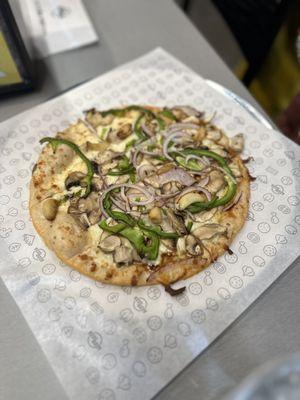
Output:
1,1,299,400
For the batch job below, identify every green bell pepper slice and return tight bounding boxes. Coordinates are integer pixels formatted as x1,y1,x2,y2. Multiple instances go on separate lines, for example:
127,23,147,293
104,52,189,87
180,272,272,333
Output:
100,220,159,260
107,155,136,176
171,148,237,213
103,194,136,226
159,107,177,121
40,137,93,197
137,220,179,239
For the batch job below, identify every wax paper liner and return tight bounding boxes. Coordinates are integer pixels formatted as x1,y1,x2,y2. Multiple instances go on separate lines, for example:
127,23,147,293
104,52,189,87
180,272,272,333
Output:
0,48,299,400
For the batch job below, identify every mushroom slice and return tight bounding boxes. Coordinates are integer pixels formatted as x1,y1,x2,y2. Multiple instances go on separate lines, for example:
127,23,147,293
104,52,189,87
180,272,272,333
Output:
73,213,90,229
165,208,187,235
88,209,102,225
228,162,242,178
230,133,244,153
194,208,218,223
162,181,182,194
99,235,121,253
205,170,225,193
144,174,160,189
65,171,86,190
193,223,227,241
117,123,132,139
176,237,186,255
185,235,203,256
91,176,103,191
85,108,114,127
177,192,206,210
114,245,133,264
206,128,221,141
77,192,99,213
86,141,109,152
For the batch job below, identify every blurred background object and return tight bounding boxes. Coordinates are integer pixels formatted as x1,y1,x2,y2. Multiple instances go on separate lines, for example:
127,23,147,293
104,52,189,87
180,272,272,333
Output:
17,0,98,58
223,353,300,400
178,0,300,144
0,0,34,94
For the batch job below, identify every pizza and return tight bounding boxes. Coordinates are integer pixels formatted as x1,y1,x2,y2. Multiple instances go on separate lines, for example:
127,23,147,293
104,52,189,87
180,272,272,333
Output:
30,105,250,287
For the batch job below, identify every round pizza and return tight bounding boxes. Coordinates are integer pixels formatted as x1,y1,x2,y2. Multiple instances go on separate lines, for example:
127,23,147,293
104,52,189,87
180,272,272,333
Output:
30,105,250,287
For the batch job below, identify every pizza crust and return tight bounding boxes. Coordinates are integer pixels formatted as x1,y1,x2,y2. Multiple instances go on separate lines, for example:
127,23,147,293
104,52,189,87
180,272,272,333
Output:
30,109,250,286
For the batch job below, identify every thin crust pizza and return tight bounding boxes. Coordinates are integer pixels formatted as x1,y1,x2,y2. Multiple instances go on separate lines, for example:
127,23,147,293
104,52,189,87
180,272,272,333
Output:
30,105,250,287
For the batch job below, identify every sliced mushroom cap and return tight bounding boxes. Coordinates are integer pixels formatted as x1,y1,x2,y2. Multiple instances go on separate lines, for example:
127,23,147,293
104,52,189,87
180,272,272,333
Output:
92,176,103,191
193,223,227,240
230,133,244,153
85,109,114,127
77,192,99,213
68,192,101,225
229,162,242,178
86,141,109,152
162,181,182,194
74,213,90,229
117,123,132,139
176,192,206,210
202,139,228,157
171,107,188,120
42,198,59,221
99,235,122,253
194,207,218,223
88,209,102,225
205,170,225,193
114,245,133,264
176,237,186,255
165,208,187,235
206,128,221,141
144,174,160,188
65,171,86,190
185,235,203,256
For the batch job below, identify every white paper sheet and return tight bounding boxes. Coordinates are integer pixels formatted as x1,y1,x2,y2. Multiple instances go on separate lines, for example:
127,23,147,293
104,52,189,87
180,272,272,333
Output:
18,0,98,58
0,48,299,400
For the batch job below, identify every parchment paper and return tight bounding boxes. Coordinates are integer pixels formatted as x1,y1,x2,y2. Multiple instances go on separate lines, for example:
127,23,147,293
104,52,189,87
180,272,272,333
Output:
0,48,299,400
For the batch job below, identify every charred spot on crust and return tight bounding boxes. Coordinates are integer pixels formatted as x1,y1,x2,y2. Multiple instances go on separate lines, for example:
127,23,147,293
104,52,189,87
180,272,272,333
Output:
131,275,138,286
90,263,97,272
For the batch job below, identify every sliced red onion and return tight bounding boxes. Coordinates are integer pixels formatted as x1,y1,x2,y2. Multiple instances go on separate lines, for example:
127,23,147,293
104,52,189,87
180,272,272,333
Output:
214,165,237,184
184,210,197,221
139,149,163,158
223,191,243,211
132,149,140,168
156,190,181,199
167,122,200,132
120,186,131,211
176,185,212,201
110,196,127,212
127,192,154,206
185,154,211,166
158,167,195,186
100,183,154,216
141,122,154,137
197,176,210,187
163,131,187,160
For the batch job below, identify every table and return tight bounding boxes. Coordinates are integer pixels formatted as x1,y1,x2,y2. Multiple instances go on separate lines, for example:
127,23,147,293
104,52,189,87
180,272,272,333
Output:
1,1,299,400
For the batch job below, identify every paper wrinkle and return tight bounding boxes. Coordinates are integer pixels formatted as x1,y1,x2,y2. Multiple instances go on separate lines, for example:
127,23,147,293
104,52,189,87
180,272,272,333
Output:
0,48,299,400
